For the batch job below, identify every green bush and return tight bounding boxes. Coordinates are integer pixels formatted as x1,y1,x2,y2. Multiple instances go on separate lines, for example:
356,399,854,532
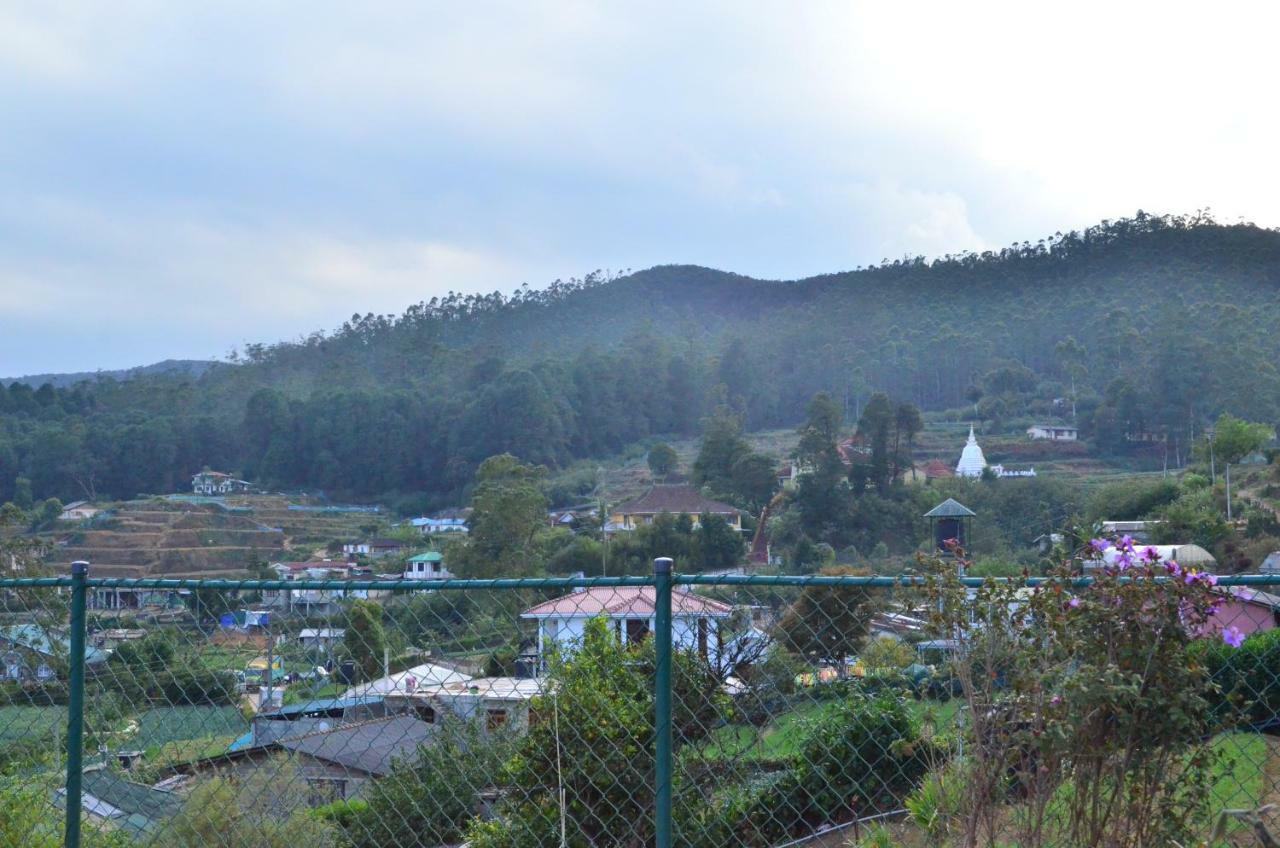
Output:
698,692,932,846
1192,627,1280,727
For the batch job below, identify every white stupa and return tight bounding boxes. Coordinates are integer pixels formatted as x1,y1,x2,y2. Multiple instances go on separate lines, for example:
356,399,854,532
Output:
956,425,988,478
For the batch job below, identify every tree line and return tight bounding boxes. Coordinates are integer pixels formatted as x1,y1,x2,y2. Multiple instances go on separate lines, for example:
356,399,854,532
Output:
2,213,1280,508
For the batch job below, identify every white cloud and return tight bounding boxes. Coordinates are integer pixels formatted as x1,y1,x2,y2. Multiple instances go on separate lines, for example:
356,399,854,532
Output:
2,2,1278,372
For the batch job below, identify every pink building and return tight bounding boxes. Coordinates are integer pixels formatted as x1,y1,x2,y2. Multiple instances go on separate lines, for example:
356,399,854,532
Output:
1201,586,1280,639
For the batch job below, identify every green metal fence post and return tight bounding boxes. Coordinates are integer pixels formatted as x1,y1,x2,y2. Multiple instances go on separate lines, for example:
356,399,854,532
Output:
64,560,89,848
653,556,674,848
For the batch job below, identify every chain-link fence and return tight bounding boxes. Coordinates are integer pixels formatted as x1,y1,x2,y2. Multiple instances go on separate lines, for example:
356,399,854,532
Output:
3,561,1280,847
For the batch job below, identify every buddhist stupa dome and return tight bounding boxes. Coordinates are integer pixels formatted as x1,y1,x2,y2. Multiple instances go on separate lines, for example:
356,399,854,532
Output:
956,425,988,478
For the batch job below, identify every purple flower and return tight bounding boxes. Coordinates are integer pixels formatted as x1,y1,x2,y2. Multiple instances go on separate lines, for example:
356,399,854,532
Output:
1119,534,1135,552
1184,569,1199,584
1140,546,1160,564
1089,538,1109,554
1200,573,1219,587
1050,695,1062,706
1165,560,1181,577
1223,627,1246,648
1068,597,1081,608
1116,552,1134,571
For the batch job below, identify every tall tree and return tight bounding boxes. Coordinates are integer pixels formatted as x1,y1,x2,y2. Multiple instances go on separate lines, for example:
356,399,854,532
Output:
1205,414,1274,520
457,454,550,577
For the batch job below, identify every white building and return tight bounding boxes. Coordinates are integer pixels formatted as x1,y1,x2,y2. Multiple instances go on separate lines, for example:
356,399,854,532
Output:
403,551,453,580
956,425,988,477
385,677,546,733
1026,424,1078,441
191,471,252,495
521,586,734,672
342,662,472,699
59,501,102,521
297,628,345,650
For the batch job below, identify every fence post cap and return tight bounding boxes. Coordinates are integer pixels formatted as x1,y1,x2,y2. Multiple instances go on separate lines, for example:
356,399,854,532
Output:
71,561,89,576
653,557,673,575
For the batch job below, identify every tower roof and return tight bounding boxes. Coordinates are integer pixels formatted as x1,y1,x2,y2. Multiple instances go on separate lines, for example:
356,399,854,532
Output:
924,498,976,518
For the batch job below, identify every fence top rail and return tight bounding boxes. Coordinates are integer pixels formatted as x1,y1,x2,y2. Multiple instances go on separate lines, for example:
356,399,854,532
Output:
3,572,1280,592
0,575,662,592
676,572,1280,588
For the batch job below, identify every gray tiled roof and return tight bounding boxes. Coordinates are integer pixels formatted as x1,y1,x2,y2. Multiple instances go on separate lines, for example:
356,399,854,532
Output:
277,716,436,776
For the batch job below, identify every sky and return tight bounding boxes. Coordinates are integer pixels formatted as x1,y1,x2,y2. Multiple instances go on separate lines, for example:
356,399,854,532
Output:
3,2,1279,375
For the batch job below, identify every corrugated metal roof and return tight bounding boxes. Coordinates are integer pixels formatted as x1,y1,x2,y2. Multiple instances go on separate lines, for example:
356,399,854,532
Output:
277,716,436,776
923,498,976,518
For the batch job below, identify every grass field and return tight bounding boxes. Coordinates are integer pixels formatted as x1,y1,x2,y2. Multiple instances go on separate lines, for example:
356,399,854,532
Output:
130,705,248,752
0,705,61,747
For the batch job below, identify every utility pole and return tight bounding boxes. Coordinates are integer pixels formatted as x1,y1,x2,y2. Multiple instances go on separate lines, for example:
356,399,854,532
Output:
263,615,274,711
1207,426,1217,485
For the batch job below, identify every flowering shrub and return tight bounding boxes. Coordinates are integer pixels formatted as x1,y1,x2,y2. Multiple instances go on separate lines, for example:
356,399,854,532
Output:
922,535,1239,848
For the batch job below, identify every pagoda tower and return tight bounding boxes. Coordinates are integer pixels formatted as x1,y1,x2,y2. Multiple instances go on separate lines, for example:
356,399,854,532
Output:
955,425,988,478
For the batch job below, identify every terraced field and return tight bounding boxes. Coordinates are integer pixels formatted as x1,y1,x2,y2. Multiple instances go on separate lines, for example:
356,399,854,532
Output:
44,496,385,578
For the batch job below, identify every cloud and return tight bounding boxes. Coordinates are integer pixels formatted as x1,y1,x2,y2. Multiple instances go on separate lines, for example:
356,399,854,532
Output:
1,2,1277,372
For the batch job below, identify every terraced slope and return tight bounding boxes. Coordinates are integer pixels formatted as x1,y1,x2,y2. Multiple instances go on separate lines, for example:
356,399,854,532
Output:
44,496,386,579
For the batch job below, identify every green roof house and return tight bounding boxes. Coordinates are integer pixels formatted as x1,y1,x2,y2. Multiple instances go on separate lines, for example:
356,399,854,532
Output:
404,551,451,581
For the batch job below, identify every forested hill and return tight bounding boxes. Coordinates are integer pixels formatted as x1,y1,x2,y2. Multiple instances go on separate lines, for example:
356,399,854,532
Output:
4,212,1280,511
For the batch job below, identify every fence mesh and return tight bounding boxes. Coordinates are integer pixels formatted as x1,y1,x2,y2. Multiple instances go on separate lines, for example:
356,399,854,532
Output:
1,564,1279,847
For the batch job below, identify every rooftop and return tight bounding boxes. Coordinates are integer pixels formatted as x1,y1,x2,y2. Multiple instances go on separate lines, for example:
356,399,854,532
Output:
521,586,734,619
924,498,976,518
342,662,473,699
407,551,444,563
614,484,739,517
276,716,436,776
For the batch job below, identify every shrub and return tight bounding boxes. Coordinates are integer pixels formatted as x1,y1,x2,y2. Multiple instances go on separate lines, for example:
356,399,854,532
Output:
1192,626,1280,727
924,537,1230,847
701,692,931,846
345,720,512,848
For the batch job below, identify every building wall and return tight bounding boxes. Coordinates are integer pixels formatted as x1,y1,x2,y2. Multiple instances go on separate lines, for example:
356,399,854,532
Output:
537,614,722,668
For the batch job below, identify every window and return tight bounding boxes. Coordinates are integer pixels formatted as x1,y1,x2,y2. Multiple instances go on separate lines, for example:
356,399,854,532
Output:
626,618,650,643
486,709,507,730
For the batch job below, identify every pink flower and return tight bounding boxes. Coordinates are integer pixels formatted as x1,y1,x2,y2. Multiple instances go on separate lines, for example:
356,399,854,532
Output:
1223,627,1246,648
1050,695,1062,706
1068,597,1081,608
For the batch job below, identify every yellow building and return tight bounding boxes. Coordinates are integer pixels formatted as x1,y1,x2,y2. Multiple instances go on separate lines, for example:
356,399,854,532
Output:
608,484,742,532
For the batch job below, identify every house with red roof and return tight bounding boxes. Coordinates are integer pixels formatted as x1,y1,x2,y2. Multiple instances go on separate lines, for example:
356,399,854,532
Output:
521,586,734,672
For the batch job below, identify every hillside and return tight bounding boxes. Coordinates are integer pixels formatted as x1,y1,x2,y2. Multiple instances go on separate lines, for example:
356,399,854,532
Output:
2,212,1279,510
43,496,385,579
1,359,218,390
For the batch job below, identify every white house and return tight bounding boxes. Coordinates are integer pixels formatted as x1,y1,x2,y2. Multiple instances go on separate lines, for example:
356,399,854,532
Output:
297,628,345,650
341,662,472,699
403,551,452,581
263,561,388,613
385,676,546,733
1026,424,1078,441
191,471,252,496
59,501,101,521
521,586,734,672
411,515,470,535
